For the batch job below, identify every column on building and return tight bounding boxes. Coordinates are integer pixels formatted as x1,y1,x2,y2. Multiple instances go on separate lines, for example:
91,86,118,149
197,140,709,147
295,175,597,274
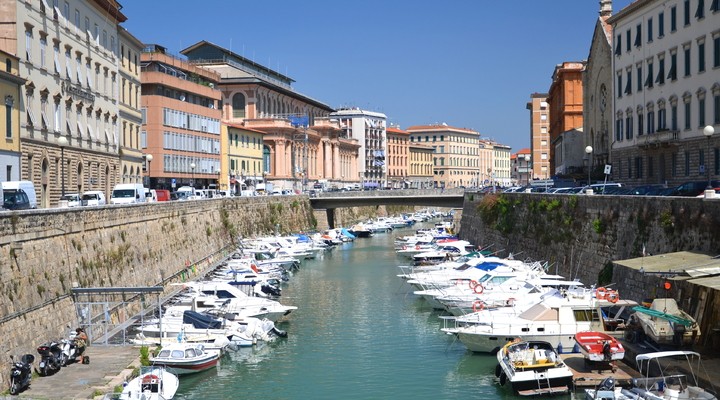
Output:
332,142,340,180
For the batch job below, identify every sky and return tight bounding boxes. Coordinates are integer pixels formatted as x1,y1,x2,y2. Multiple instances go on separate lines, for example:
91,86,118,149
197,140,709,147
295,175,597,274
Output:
122,0,635,152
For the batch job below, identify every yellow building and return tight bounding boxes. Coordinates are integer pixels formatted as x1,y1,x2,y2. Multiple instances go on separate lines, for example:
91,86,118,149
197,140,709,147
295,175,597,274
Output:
118,27,144,188
408,142,434,189
386,126,409,188
223,123,264,194
0,50,24,180
407,124,480,189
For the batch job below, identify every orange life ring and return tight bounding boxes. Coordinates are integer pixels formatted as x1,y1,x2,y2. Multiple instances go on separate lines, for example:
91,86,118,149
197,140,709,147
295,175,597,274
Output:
606,290,620,303
142,374,159,384
595,287,608,300
469,280,478,289
474,283,484,294
473,300,485,312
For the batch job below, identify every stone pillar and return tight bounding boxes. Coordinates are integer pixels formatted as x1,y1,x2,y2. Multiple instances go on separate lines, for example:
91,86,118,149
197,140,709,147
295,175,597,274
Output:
317,140,325,179
333,143,340,180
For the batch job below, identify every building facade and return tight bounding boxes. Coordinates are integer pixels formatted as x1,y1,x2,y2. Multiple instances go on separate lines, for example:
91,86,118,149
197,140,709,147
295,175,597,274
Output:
0,50,24,181
583,0,614,178
493,142,512,187
526,93,551,180
512,148,533,186
407,124,480,189
386,126,409,188
140,44,222,190
118,26,143,188
223,123,264,194
408,141,434,189
478,139,494,187
547,61,586,178
331,108,386,189
181,41,358,192
608,0,720,186
0,0,127,207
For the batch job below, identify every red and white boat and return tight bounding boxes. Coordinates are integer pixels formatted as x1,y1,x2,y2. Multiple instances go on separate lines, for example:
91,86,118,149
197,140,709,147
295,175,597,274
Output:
574,331,625,362
149,342,221,375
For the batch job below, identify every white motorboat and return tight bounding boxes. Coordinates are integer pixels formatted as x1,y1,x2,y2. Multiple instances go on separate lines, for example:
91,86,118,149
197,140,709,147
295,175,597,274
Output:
411,240,477,265
627,351,717,399
443,289,637,353
628,298,701,346
496,339,572,396
119,366,179,400
149,342,221,375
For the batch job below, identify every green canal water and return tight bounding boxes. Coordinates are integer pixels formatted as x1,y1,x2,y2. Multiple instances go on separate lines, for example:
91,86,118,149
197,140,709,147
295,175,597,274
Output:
173,227,572,400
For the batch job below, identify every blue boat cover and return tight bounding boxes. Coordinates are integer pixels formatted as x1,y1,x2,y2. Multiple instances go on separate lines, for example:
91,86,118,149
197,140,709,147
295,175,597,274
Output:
182,310,222,329
294,234,311,242
473,261,505,271
340,228,356,239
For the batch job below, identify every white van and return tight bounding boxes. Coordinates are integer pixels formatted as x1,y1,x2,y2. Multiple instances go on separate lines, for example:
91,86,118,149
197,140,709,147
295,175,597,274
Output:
81,190,106,206
1,181,38,208
110,183,146,204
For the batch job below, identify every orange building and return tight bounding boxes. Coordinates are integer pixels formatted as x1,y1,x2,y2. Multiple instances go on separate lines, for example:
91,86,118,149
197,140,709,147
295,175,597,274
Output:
386,126,409,188
141,44,222,190
547,62,585,176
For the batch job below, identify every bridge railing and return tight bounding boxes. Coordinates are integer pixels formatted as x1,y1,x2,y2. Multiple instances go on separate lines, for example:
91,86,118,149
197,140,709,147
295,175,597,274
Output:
314,188,464,198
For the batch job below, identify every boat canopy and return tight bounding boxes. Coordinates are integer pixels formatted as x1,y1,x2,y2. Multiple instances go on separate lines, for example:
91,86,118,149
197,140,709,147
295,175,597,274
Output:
636,350,702,361
517,303,559,321
182,310,223,329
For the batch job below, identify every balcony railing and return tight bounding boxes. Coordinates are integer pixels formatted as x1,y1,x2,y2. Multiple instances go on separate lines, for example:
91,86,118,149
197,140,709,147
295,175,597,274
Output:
639,128,679,149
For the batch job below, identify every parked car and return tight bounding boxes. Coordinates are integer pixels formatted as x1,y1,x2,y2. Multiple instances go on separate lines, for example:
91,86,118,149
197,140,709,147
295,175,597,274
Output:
59,193,82,207
110,183,146,204
628,184,668,195
2,188,31,210
1,181,37,208
153,189,171,202
81,191,106,206
669,180,720,196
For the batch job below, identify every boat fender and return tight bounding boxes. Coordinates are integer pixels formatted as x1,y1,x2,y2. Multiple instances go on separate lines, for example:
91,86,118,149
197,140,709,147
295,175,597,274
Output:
473,283,484,294
595,287,608,300
495,364,502,378
499,372,507,386
472,300,485,312
606,290,619,303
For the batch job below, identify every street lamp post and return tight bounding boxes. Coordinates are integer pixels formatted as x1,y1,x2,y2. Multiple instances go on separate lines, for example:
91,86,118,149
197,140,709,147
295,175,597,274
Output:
58,136,68,197
144,154,153,188
703,125,716,192
585,146,593,186
190,162,196,189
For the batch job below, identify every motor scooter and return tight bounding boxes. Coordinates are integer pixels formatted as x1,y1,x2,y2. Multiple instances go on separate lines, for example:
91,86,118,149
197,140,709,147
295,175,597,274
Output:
59,331,78,366
9,354,34,395
37,340,63,376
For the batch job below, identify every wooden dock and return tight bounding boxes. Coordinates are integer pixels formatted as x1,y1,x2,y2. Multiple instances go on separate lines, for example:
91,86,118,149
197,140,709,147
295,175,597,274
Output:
561,353,640,389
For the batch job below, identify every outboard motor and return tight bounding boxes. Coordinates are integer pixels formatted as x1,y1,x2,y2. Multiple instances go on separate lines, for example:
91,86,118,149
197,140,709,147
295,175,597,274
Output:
37,340,63,376
9,354,34,395
597,377,615,391
673,324,686,346
602,340,612,361
260,283,282,297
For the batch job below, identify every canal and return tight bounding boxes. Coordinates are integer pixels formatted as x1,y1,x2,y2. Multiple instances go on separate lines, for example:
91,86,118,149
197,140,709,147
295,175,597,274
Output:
173,226,541,400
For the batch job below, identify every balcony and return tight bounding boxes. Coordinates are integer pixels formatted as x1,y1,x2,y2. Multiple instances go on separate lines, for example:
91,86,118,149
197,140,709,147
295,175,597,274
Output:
638,128,679,149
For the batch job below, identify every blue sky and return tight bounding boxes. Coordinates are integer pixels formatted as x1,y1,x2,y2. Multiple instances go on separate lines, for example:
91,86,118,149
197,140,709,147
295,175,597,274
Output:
122,0,634,152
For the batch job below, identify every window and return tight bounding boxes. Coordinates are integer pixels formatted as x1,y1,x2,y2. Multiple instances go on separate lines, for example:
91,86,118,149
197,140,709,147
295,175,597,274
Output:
647,111,655,133
617,73,623,97
65,48,72,79
110,36,115,55
696,0,705,19
102,30,107,48
635,24,642,47
684,100,692,130
671,6,677,31
25,30,32,61
53,43,60,73
656,56,665,85
616,118,623,141
26,92,36,127
672,104,678,130
615,35,621,56
658,12,664,37
684,45,691,76
63,1,69,26
625,70,632,95
626,29,631,52
712,0,720,12
658,107,667,130
40,95,48,129
668,52,677,81
684,0,691,26
639,112,644,135
53,98,61,132
74,9,79,33
714,35,720,68
637,64,643,92
540,114,547,121
645,60,654,88
715,94,720,124
84,17,89,33
647,18,653,42
76,54,82,84
39,37,46,68
5,98,11,139
698,39,706,73
232,93,245,118
699,97,706,126
626,115,633,139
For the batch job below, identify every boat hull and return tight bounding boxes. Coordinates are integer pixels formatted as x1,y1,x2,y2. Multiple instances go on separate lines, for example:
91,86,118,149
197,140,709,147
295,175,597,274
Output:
151,357,219,375
574,331,625,362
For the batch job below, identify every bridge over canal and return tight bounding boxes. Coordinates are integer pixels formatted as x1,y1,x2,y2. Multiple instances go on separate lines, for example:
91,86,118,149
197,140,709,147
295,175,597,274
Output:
309,189,465,227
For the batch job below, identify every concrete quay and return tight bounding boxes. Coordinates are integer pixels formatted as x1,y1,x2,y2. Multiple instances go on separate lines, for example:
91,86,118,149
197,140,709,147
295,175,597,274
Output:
9,346,139,400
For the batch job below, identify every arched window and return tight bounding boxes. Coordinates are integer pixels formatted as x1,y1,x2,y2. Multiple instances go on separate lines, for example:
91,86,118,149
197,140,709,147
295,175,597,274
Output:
232,93,246,119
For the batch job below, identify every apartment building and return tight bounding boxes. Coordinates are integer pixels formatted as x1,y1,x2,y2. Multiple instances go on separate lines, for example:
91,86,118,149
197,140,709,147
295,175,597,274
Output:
331,108,386,189
408,141,434,189
386,126,409,188
526,93,551,180
0,50,24,181
223,123,264,194
181,41,358,192
547,61,586,178
607,0,720,186
512,148,533,186
493,142,512,187
407,124,479,189
0,0,127,207
140,44,222,190
118,26,143,186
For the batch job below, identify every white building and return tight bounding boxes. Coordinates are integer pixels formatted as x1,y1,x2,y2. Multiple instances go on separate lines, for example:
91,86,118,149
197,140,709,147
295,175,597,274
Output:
608,0,720,186
0,0,126,207
330,108,387,188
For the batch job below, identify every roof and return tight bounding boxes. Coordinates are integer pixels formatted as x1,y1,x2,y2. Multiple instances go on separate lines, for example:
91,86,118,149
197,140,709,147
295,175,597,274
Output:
223,123,266,135
386,127,409,135
613,251,720,289
406,124,478,134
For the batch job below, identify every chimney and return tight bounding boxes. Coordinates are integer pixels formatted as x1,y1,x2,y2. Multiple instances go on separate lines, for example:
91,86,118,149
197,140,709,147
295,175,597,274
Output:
600,0,612,17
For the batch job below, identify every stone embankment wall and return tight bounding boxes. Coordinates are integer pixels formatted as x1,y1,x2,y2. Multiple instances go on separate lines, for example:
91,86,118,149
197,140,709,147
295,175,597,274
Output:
459,192,720,344
0,196,317,372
